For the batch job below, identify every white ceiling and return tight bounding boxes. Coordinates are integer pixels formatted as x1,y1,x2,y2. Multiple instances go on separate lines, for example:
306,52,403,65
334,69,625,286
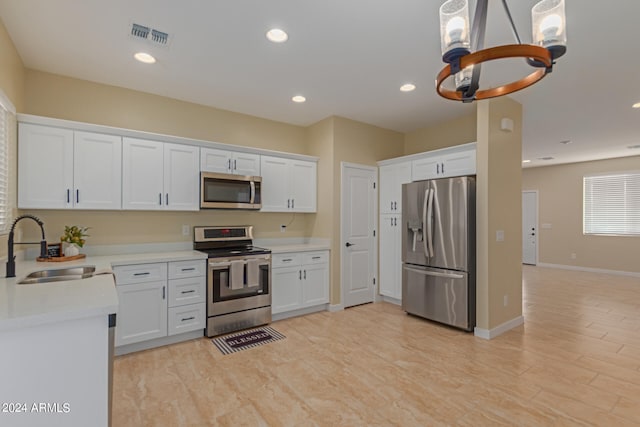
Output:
1,0,639,167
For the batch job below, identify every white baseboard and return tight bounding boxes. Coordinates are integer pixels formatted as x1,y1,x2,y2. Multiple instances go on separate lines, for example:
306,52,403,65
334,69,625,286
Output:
474,315,524,340
380,295,401,306
115,329,203,356
272,304,329,321
328,303,344,312
536,263,640,278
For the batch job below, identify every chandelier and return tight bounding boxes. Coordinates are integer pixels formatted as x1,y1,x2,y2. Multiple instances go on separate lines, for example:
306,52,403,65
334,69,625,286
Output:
436,0,567,102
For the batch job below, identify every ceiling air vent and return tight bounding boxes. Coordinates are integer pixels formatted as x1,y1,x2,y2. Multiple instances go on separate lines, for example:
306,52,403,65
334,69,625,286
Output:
130,23,170,46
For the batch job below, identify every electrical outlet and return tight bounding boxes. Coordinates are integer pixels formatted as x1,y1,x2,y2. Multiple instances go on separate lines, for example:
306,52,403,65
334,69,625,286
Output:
570,253,576,259
496,230,505,242
280,225,286,233
503,294,508,307
182,225,190,236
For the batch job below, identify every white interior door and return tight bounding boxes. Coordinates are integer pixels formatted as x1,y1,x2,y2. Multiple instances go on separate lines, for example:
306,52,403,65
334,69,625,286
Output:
522,191,538,265
341,163,377,308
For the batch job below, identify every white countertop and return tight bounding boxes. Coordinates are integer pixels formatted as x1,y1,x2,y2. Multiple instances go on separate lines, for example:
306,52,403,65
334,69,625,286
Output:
0,250,206,332
255,237,331,254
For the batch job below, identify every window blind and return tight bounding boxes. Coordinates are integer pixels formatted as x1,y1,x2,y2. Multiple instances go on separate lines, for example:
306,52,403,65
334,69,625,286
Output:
0,98,9,234
583,172,640,235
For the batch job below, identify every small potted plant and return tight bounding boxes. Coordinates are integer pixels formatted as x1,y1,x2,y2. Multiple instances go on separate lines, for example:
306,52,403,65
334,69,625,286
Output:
61,225,90,257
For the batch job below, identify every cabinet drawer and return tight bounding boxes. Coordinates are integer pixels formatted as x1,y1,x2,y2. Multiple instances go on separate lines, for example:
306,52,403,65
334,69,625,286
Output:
303,251,329,265
168,303,206,336
272,253,302,268
168,277,206,307
113,263,167,285
168,259,206,279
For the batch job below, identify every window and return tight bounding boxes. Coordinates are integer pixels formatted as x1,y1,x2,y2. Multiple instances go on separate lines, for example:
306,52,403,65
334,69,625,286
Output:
0,90,14,235
583,172,640,236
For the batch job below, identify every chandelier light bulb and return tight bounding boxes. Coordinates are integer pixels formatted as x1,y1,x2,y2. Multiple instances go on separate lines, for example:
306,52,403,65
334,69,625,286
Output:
445,16,467,47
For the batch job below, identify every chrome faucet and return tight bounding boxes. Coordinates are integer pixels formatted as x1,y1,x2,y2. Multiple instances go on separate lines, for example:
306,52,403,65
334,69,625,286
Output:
6,214,48,278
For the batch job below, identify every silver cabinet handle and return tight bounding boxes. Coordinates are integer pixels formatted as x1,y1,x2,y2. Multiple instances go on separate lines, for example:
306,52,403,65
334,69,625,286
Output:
287,199,291,208
162,286,166,299
133,272,150,276
181,290,195,294
181,267,196,272
67,189,70,204
76,189,79,204
299,270,302,280
282,258,293,262
403,265,463,279
394,201,397,210
391,201,393,211
228,159,231,170
234,159,237,170
166,193,169,206
441,162,445,174
312,256,321,260
304,270,306,279
181,316,195,322
292,199,295,209
159,193,162,205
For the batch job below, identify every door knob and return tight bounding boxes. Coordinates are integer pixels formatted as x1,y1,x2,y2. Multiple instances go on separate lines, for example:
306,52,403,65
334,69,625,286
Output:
345,242,355,247
531,233,535,236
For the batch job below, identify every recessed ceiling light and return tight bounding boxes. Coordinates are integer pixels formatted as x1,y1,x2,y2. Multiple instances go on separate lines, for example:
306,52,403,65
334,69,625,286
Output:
291,95,306,103
400,83,416,92
559,140,572,145
266,28,288,43
134,52,156,64
522,160,531,163
628,144,640,149
632,102,640,109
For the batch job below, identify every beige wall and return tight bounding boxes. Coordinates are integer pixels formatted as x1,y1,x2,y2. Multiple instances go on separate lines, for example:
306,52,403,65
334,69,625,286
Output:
20,70,313,244
476,97,523,330
523,156,640,273
404,112,476,155
0,18,24,258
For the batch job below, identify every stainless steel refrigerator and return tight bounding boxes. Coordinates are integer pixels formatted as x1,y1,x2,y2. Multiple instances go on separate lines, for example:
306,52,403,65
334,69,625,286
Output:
401,176,475,331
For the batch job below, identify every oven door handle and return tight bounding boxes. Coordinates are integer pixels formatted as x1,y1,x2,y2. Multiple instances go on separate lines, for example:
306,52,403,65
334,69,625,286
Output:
210,262,232,270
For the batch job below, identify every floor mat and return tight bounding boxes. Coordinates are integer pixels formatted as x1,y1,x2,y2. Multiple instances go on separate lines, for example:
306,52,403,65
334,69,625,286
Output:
211,326,285,355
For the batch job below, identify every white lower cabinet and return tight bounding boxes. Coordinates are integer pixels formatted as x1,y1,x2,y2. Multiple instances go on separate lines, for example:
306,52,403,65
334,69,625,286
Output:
114,259,205,351
272,251,329,315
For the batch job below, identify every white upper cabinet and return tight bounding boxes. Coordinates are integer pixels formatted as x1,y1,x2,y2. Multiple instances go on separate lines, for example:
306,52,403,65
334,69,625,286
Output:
200,147,260,176
18,123,121,209
123,138,199,211
412,146,476,181
73,131,122,209
379,161,411,214
260,155,317,212
164,143,200,210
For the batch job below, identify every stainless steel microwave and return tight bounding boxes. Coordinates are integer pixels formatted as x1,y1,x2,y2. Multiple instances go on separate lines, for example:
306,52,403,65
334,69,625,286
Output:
200,172,261,209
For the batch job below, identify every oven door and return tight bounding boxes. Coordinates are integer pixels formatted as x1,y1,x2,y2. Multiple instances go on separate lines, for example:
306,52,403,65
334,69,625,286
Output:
200,172,262,209
208,255,271,316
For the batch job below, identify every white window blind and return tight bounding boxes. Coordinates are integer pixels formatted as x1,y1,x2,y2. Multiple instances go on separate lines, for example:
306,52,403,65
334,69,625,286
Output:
0,96,10,234
583,172,640,235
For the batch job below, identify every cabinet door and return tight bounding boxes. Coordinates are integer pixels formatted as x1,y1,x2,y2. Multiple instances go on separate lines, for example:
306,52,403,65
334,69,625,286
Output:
115,281,168,346
379,165,396,214
379,214,400,298
18,123,74,209
73,131,122,210
440,149,476,178
289,160,317,212
164,143,199,211
271,266,303,314
232,152,261,176
260,156,290,212
302,263,329,307
412,156,441,181
122,137,164,210
200,147,232,174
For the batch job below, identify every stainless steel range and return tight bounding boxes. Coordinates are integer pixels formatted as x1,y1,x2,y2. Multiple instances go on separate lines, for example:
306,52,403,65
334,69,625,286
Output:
194,226,271,337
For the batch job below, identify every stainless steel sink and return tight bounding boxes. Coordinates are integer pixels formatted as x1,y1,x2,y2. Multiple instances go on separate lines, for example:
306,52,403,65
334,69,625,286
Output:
17,266,96,285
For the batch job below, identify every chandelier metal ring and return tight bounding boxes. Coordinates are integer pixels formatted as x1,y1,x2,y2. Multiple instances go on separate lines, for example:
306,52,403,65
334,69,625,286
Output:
436,44,553,102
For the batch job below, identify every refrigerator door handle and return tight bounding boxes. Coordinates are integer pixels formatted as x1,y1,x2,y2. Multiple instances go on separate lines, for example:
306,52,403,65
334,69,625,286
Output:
422,189,429,258
426,188,435,258
403,265,464,279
